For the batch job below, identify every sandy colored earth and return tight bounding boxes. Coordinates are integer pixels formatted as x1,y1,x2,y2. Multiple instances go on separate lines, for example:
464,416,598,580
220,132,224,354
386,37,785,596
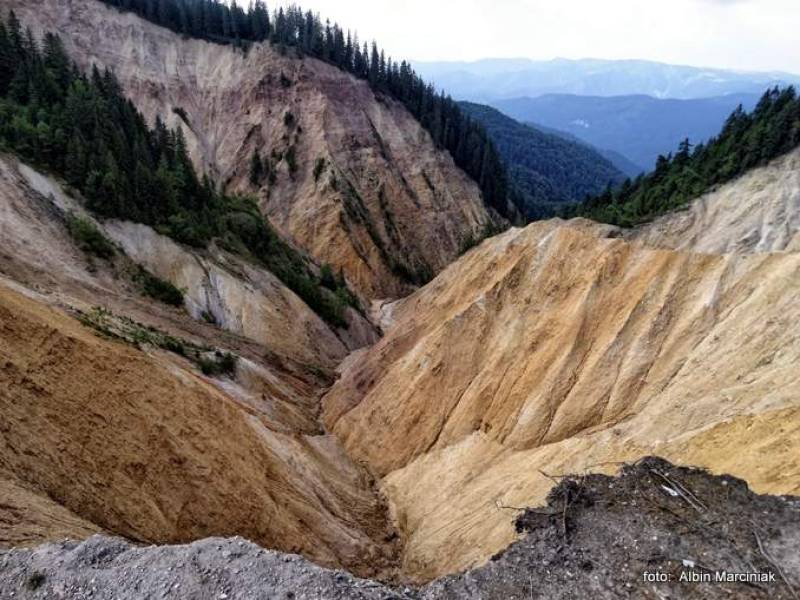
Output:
324,152,800,580
8,0,496,299
0,154,400,576
0,281,400,577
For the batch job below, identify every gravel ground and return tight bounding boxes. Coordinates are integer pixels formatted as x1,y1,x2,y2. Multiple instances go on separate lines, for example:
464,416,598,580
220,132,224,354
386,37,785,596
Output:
2,458,798,599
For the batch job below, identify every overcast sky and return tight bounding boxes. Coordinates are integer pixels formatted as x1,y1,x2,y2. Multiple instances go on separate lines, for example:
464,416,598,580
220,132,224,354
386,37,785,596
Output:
276,0,800,74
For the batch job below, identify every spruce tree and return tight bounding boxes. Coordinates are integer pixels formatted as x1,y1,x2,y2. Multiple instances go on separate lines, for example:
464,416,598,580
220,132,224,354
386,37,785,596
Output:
249,149,263,186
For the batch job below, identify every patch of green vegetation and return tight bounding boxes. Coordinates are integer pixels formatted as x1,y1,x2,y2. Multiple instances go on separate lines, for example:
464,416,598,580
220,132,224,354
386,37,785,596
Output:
249,149,264,186
26,572,46,591
319,263,337,290
134,267,184,307
172,106,189,124
66,214,116,259
75,306,238,378
285,145,297,175
198,350,237,377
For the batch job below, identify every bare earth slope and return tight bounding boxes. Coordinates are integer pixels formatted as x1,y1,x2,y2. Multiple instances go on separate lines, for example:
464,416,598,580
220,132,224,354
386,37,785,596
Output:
0,281,400,577
9,0,495,298
323,152,800,579
0,154,371,367
0,154,400,576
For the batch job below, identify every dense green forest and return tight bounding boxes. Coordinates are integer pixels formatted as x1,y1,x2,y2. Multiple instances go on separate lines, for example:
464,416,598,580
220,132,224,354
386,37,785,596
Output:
0,11,356,327
98,0,517,222
459,102,625,219
577,86,800,226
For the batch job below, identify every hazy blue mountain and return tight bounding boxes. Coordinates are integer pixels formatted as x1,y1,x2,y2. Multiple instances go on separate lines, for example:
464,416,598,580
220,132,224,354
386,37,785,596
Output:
492,93,761,171
414,57,800,102
459,102,625,217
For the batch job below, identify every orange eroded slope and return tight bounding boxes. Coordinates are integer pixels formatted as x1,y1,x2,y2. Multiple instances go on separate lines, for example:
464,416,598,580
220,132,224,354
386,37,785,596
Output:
0,283,399,577
323,220,800,579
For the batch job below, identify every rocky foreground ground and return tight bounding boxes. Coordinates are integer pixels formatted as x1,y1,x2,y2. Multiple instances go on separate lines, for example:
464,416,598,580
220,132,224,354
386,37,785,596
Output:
1,458,797,599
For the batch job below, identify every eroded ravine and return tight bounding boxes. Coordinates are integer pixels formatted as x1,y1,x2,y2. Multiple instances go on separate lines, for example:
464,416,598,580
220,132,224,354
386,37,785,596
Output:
323,152,800,581
3,146,800,584
1,0,799,588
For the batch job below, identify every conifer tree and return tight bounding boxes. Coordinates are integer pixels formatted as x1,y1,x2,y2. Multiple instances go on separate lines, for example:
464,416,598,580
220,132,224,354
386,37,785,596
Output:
249,149,263,186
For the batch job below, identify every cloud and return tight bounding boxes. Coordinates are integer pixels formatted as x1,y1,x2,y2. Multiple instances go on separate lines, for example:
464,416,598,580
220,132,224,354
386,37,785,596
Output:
295,0,799,74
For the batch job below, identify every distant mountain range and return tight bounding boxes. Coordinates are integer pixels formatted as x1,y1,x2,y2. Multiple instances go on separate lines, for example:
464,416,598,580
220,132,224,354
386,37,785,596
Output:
492,93,762,171
414,58,800,101
459,102,625,217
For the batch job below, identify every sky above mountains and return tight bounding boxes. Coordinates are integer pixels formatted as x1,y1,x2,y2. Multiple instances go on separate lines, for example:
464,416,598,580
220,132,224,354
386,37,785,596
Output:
294,0,799,74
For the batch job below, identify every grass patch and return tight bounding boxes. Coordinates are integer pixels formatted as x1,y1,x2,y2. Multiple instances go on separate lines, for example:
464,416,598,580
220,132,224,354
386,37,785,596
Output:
313,157,326,182
172,106,189,123
285,145,297,175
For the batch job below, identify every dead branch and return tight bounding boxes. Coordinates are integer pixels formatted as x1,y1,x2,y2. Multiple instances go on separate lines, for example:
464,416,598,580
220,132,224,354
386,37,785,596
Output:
651,470,705,513
753,527,798,600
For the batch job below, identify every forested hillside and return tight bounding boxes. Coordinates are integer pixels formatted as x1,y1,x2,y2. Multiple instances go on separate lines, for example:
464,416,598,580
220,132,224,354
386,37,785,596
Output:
96,0,516,221
0,10,356,325
460,102,624,218
578,87,800,226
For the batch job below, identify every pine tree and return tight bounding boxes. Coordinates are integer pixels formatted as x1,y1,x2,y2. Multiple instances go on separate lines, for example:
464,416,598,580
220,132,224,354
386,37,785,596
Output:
249,149,263,185
0,22,16,95
64,135,87,186
368,42,379,86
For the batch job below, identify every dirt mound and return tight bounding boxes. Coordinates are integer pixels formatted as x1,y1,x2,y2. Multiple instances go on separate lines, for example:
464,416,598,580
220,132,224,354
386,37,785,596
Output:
8,0,495,299
425,457,800,599
2,459,796,599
